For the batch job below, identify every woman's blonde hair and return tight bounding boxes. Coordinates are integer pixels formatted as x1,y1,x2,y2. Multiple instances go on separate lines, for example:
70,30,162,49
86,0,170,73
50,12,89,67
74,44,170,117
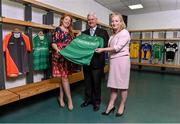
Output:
59,14,74,37
110,13,126,34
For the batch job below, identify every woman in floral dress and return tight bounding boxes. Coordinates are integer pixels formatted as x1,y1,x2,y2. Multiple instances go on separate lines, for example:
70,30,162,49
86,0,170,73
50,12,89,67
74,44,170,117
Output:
52,14,74,110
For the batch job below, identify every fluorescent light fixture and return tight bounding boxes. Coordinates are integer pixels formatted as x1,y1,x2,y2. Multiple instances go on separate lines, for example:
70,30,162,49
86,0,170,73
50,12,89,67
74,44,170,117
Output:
128,4,143,10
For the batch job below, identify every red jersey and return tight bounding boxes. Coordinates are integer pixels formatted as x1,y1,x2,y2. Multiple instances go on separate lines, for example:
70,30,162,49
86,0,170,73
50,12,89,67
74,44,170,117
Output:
3,32,31,77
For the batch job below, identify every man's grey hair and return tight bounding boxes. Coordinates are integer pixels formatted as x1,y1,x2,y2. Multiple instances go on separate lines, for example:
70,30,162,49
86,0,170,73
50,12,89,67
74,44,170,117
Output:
87,12,97,19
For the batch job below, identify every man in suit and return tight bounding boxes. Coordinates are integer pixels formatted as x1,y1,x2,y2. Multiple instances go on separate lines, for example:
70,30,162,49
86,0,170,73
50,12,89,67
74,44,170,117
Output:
80,12,109,111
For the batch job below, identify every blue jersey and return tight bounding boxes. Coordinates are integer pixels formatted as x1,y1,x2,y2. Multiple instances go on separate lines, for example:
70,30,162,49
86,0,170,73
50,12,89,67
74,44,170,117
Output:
141,43,152,60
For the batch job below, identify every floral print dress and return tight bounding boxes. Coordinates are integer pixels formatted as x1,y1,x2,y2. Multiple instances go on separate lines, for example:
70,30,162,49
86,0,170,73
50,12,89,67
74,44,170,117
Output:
52,27,73,78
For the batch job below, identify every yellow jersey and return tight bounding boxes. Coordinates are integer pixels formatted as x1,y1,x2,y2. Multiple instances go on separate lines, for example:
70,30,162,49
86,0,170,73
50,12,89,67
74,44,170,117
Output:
130,42,140,58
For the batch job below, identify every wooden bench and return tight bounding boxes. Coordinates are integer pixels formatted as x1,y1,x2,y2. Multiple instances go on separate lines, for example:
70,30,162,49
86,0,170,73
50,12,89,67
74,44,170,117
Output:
8,78,60,99
131,62,180,69
0,65,108,106
0,90,19,106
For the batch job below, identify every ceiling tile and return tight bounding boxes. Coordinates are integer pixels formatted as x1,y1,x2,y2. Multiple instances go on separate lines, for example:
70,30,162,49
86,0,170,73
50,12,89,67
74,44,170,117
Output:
95,0,179,15
95,0,120,5
108,3,126,10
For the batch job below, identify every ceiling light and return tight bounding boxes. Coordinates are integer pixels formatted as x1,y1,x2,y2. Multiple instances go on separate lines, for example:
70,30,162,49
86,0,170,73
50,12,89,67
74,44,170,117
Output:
128,4,143,10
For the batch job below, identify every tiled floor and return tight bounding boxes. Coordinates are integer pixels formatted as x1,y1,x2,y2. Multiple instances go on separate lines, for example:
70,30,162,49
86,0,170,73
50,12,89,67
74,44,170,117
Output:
1,70,180,123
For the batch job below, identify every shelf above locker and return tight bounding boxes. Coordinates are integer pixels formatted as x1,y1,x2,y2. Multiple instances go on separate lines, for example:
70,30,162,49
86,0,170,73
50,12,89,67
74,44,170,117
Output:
0,17,55,29
129,28,180,32
131,38,180,41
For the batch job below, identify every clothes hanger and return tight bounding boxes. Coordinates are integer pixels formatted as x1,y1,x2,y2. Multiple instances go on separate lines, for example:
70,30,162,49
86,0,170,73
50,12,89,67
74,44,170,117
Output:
166,41,174,45
153,41,160,44
143,41,149,44
13,28,21,33
132,41,138,44
12,28,21,38
38,31,44,36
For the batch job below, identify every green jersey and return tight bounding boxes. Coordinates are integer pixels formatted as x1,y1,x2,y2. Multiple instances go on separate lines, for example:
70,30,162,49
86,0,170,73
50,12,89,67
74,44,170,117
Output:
33,34,50,70
152,43,164,60
59,33,104,65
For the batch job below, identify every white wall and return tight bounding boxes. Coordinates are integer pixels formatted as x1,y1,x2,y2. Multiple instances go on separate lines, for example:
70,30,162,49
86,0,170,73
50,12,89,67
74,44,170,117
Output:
38,0,112,25
128,9,180,30
1,0,112,89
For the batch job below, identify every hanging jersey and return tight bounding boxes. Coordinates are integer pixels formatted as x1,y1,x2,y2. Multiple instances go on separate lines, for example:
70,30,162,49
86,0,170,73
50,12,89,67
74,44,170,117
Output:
141,43,152,60
130,42,140,58
59,33,104,65
3,32,31,77
33,35,50,70
165,42,178,62
152,43,164,60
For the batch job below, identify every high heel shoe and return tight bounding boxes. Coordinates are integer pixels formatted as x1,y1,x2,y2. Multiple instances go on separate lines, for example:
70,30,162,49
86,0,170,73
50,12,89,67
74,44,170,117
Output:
101,107,115,115
115,112,123,117
68,104,73,111
57,98,65,108
116,107,125,117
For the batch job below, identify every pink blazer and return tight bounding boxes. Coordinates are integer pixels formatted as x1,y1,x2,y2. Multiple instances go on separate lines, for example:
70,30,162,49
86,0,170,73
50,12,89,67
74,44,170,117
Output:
108,29,130,59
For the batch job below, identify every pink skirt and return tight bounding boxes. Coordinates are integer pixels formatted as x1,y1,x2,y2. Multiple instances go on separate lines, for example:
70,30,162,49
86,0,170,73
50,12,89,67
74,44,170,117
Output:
107,56,130,89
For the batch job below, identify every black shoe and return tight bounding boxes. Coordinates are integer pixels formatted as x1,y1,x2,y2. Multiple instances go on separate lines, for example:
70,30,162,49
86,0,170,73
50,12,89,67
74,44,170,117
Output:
116,107,125,117
93,104,100,111
101,107,115,115
80,101,91,108
115,112,123,117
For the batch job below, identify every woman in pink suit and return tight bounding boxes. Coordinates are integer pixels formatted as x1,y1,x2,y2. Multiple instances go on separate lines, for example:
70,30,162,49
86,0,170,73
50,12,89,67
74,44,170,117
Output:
95,13,130,117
